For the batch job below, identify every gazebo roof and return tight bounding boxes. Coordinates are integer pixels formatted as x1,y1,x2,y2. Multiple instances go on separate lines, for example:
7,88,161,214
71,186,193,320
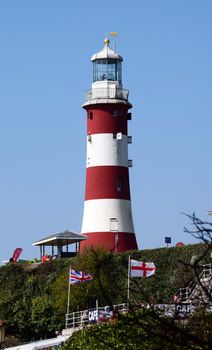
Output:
32,230,87,247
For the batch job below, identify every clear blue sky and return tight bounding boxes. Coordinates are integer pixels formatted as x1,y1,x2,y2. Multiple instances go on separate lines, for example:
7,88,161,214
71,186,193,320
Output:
0,0,211,261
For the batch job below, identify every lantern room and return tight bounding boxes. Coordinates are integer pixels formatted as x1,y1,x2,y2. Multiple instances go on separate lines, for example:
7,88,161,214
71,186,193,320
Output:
91,39,123,85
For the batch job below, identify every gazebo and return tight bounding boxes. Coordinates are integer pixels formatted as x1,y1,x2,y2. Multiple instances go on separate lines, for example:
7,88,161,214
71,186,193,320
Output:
32,230,87,259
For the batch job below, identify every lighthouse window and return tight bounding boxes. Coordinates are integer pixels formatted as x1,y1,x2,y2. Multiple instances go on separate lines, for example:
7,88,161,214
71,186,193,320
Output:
117,178,122,192
116,132,122,140
110,218,118,232
107,61,117,81
113,110,122,117
93,59,122,83
88,111,93,119
117,62,122,83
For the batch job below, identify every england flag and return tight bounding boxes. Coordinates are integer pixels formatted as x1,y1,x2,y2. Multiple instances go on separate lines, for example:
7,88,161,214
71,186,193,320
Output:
130,260,156,278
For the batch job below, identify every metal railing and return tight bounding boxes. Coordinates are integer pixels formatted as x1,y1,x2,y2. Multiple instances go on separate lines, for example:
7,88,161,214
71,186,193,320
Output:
85,88,129,101
65,310,88,329
65,300,212,330
174,264,212,303
201,263,212,279
65,303,127,329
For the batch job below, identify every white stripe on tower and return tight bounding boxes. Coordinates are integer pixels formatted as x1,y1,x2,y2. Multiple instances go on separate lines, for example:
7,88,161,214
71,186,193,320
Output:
81,199,134,233
86,133,129,167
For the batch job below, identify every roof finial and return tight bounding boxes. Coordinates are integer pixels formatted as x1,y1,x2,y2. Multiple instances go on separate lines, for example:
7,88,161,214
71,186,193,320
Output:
104,37,110,46
103,32,118,46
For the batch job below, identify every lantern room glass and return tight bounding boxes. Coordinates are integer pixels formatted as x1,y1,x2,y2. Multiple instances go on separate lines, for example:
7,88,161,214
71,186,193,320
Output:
93,59,122,83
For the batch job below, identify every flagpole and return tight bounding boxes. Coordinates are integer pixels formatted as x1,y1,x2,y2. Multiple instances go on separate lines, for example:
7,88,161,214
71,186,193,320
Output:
96,299,99,323
67,265,71,316
127,254,130,308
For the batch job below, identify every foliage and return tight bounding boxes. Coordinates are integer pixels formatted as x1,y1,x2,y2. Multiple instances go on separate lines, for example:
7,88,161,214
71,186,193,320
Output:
62,215,212,350
0,242,210,341
63,308,212,350
124,243,211,304
0,260,70,340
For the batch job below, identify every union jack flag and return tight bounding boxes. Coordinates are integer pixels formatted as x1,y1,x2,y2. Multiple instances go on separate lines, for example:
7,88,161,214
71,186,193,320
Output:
70,269,93,285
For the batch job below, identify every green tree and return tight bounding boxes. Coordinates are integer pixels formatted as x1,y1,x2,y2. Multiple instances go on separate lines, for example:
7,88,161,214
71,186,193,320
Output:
63,308,212,350
63,214,212,350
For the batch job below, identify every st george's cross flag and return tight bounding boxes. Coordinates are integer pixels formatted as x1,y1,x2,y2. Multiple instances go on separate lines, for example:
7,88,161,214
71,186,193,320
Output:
70,269,93,285
130,259,156,278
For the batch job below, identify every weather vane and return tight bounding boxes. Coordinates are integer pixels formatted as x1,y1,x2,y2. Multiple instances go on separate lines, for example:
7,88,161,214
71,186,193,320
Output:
103,32,118,49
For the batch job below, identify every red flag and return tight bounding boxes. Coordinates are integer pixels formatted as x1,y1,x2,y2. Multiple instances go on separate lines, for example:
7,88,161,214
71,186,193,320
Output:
12,248,23,262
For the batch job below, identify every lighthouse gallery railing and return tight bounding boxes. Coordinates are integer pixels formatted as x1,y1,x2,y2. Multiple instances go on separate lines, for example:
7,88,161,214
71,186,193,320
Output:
85,87,129,101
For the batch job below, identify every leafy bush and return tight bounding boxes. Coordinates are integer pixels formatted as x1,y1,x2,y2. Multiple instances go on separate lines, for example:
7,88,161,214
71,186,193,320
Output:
62,308,212,350
0,243,209,341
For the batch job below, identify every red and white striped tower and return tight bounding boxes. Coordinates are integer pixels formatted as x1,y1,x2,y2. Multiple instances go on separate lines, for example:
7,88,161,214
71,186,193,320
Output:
80,38,138,253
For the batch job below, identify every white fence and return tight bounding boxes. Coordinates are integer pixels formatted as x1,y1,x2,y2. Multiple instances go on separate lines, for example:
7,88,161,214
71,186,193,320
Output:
65,303,127,329
176,264,212,303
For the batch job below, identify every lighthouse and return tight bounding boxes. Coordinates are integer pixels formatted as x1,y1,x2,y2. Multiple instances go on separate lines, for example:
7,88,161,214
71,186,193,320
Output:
80,38,138,253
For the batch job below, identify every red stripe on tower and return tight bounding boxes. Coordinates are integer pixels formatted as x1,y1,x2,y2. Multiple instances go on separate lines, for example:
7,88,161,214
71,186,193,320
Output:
85,166,130,200
80,37,138,253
